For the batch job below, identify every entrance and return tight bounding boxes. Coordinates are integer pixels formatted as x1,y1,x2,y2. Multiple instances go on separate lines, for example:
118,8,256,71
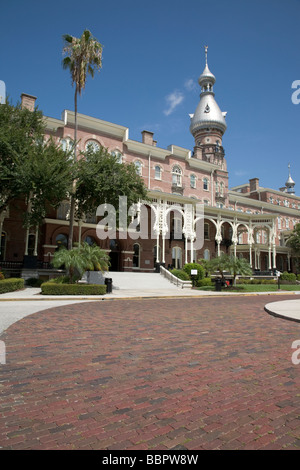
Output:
109,252,119,272
109,239,120,272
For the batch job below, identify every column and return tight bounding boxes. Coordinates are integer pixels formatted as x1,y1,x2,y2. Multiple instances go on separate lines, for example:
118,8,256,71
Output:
267,245,272,270
34,227,39,256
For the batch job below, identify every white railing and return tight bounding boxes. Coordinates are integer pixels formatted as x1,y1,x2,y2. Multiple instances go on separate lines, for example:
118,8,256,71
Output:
160,265,192,289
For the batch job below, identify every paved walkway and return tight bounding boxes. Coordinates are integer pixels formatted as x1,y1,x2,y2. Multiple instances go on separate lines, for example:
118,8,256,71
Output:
1,293,300,450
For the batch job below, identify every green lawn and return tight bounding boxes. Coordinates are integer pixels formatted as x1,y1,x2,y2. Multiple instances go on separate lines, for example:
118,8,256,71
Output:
197,284,300,292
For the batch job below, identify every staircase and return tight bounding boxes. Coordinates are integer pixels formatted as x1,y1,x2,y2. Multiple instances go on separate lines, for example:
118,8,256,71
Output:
105,272,182,291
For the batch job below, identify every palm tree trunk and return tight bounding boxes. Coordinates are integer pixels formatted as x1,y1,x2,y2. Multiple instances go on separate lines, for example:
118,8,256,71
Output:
68,87,78,250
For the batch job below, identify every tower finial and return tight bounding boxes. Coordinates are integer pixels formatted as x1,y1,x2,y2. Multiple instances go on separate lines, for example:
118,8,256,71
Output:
205,45,208,66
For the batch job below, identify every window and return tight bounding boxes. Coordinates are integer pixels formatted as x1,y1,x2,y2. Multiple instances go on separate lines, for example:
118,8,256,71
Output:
60,138,74,157
203,199,210,206
111,150,123,163
190,174,196,189
203,178,208,191
84,236,96,246
220,181,224,196
278,217,282,229
134,161,142,176
155,165,162,180
133,243,140,268
55,233,68,249
172,166,182,187
204,223,210,240
204,249,210,261
172,247,182,269
57,202,70,220
85,140,100,153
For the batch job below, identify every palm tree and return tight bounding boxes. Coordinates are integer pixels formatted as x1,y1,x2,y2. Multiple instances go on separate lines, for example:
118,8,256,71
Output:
79,242,110,273
52,246,87,283
62,29,103,249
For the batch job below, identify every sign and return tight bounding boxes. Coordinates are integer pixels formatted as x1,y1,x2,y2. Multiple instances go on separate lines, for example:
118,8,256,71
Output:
191,269,198,275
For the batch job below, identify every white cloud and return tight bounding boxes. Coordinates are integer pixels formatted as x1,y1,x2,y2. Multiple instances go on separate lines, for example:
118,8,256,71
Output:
184,78,197,92
164,90,184,116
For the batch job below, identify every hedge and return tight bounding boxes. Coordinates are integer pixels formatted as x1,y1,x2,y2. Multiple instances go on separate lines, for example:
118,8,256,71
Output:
0,278,25,294
170,269,190,281
197,277,213,287
41,282,107,295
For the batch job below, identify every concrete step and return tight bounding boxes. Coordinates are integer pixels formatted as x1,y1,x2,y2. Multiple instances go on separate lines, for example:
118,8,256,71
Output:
104,272,181,290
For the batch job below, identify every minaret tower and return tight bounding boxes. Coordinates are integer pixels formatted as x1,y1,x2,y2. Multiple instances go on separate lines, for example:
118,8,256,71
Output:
285,163,296,194
190,46,227,166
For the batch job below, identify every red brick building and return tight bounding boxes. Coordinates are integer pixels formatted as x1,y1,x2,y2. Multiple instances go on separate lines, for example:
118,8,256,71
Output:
1,51,300,277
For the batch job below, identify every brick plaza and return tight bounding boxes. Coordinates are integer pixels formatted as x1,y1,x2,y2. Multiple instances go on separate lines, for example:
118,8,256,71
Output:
0,294,300,450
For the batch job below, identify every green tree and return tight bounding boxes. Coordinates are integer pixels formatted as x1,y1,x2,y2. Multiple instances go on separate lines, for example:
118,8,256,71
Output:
286,223,300,270
16,138,74,228
75,145,149,221
0,101,73,246
79,242,110,272
52,242,109,284
0,100,45,214
209,254,252,285
208,253,230,281
52,246,87,284
227,255,252,285
62,29,103,249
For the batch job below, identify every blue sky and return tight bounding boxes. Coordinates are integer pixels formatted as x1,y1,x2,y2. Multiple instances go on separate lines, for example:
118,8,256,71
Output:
1,0,300,191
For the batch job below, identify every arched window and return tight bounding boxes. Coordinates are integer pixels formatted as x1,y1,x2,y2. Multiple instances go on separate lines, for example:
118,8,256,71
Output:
55,233,68,250
204,249,210,260
190,174,196,189
84,236,96,246
172,166,182,187
85,140,100,153
203,178,209,191
60,138,74,158
133,243,140,268
155,165,162,180
111,150,123,163
134,161,142,176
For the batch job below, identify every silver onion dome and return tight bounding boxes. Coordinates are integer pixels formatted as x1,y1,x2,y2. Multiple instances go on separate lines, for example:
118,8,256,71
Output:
190,46,227,136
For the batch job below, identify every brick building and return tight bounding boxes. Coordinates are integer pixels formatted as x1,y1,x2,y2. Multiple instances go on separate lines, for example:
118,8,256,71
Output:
1,49,300,277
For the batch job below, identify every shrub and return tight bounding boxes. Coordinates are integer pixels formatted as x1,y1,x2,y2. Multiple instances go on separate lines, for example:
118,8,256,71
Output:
280,271,296,282
41,282,106,295
0,278,25,294
170,269,190,281
26,277,44,287
197,277,213,287
0,270,4,281
48,276,72,284
183,263,205,281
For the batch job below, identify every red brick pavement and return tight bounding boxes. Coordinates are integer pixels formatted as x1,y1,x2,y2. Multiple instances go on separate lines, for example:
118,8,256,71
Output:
0,295,300,450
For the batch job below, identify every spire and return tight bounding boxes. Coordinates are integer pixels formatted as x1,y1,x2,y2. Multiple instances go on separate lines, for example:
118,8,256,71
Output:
285,163,295,194
198,45,216,92
190,46,227,137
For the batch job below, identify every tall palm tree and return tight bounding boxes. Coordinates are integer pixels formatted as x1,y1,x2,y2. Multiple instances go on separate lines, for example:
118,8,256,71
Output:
62,29,103,249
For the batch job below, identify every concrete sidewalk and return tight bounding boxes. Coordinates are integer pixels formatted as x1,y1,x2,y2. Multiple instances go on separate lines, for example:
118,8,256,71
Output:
265,298,300,323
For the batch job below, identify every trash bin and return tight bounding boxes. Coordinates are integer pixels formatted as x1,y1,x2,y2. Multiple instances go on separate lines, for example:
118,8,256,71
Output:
215,278,222,292
105,278,113,294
